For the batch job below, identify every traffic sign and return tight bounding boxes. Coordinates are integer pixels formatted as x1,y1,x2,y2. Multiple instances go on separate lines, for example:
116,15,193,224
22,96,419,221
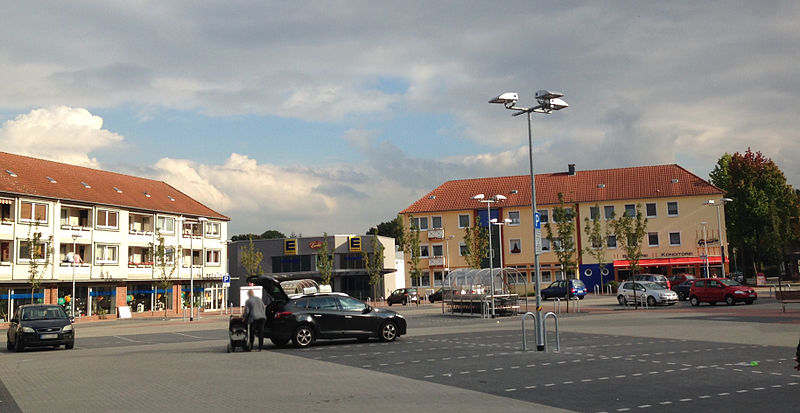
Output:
222,274,231,286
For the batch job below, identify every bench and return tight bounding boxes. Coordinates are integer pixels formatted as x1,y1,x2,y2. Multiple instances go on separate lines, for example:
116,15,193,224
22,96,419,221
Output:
775,286,800,312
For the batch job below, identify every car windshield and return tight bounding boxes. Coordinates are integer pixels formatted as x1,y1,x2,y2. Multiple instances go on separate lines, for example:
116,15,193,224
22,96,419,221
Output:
21,307,67,321
719,279,741,286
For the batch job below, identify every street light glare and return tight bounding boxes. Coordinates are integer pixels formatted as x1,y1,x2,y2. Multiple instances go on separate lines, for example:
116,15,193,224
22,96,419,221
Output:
472,194,485,200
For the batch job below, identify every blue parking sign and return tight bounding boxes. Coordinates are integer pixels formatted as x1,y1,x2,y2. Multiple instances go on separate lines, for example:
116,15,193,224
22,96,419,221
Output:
534,212,541,229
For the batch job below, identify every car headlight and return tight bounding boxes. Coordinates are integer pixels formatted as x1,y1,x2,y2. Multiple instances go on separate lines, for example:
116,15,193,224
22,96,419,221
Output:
62,325,73,332
734,290,745,294
21,327,35,333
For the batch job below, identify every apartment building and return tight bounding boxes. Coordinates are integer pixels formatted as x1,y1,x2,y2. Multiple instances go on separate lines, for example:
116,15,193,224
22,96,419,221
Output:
399,164,727,292
0,152,229,322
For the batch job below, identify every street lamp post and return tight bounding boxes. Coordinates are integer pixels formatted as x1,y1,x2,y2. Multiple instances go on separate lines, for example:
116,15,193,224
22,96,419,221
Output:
71,234,80,319
472,193,507,318
701,221,710,277
704,198,732,278
491,218,513,271
489,90,568,351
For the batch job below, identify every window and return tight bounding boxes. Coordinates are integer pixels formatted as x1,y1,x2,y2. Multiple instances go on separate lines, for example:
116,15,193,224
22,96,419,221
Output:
510,239,521,254
433,271,444,287
419,245,429,258
205,222,221,238
432,244,443,257
410,216,428,230
607,235,617,249
669,232,681,246
591,237,602,249
95,244,119,264
338,296,367,312
18,240,49,262
431,216,442,229
459,243,468,256
589,206,600,220
206,250,221,266
458,214,470,228
648,232,659,247
538,209,549,223
20,201,48,223
541,238,551,252
183,222,201,237
508,211,520,225
157,216,175,234
646,203,657,218
624,204,636,218
420,271,430,287
0,240,10,263
564,207,575,220
541,270,552,283
604,205,615,220
96,209,119,229
1,201,13,222
308,296,339,310
667,201,679,216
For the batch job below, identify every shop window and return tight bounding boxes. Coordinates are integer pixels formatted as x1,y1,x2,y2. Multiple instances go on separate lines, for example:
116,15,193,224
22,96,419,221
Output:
510,239,521,254
431,216,442,229
646,203,657,218
648,232,659,247
19,201,48,224
96,209,119,229
604,205,615,220
667,201,679,216
95,244,119,264
669,232,681,246
90,286,117,316
127,284,155,312
458,214,470,228
157,216,175,234
338,254,363,270
508,211,520,225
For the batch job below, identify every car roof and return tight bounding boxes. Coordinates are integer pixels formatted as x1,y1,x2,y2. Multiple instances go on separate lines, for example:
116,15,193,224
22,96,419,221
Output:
289,292,349,300
19,304,62,309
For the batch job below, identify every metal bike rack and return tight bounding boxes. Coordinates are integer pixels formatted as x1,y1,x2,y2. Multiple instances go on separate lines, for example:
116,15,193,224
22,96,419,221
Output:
521,312,538,351
606,285,613,295
593,285,601,295
573,297,581,313
553,297,561,314
522,311,560,352
543,311,560,352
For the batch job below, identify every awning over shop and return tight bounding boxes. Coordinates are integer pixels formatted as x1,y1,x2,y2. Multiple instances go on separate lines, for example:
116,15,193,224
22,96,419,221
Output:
613,256,728,267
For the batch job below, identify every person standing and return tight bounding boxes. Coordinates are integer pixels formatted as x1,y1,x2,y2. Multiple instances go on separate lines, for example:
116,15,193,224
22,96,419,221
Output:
243,289,267,351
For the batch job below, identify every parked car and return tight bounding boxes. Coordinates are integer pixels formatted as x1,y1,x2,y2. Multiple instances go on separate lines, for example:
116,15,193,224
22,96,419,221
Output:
387,288,419,306
617,281,678,306
6,304,75,351
249,275,407,348
668,274,695,287
672,280,693,301
689,277,757,306
540,279,588,300
632,274,671,290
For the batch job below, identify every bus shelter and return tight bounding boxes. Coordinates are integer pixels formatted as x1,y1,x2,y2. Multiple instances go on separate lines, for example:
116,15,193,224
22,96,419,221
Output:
441,268,526,317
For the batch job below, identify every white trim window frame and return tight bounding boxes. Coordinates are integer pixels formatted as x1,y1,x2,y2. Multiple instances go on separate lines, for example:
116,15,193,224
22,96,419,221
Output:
645,203,657,218
156,216,175,234
419,244,430,258
458,242,467,256
509,239,522,254
19,200,48,224
205,249,221,266
17,239,49,264
96,209,119,230
458,214,470,229
607,235,618,249
667,201,679,217
508,211,521,226
95,244,119,264
411,216,429,231
431,216,443,230
669,232,681,246
648,232,659,247
431,244,444,257
205,221,221,238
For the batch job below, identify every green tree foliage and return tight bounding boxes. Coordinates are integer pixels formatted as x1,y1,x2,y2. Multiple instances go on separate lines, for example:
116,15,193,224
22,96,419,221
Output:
153,230,177,318
609,204,648,277
462,215,488,269
316,233,334,286
583,204,610,272
363,235,386,299
24,224,53,304
402,217,422,283
367,215,404,247
710,149,800,274
230,229,286,241
240,236,264,280
545,193,577,279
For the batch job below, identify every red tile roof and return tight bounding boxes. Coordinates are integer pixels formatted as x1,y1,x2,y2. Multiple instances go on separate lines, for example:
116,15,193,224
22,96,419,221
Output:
0,151,228,220
400,164,723,214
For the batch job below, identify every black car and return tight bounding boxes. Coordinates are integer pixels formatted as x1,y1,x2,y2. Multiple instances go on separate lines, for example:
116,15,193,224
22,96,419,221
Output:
386,288,418,306
672,280,693,301
6,304,75,351
249,275,407,348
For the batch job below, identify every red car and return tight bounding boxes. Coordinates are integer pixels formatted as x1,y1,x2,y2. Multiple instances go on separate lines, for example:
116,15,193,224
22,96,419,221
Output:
689,277,757,306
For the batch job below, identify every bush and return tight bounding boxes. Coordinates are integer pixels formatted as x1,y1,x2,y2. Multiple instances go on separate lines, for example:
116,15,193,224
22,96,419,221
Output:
602,280,619,292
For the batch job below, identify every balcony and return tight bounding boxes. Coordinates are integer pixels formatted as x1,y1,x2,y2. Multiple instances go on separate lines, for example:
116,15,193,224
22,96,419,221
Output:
427,228,445,240
57,263,91,279
429,256,446,267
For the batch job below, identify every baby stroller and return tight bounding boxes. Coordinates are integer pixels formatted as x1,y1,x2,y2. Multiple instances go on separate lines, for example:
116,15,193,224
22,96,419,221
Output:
226,315,249,353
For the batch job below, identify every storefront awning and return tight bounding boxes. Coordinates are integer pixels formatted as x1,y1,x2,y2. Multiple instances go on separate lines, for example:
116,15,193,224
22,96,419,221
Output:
614,256,727,267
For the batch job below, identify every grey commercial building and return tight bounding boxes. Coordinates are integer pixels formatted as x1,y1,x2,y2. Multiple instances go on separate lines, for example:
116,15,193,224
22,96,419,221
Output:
228,234,397,304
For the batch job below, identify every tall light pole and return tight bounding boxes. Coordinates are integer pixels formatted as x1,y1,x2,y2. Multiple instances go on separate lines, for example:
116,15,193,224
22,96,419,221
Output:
701,221,710,277
472,193,506,318
444,234,455,274
71,234,80,319
704,198,732,278
491,218,513,271
490,90,568,351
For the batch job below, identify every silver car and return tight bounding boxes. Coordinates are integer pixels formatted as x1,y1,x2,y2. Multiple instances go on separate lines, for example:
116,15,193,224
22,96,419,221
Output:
617,281,678,306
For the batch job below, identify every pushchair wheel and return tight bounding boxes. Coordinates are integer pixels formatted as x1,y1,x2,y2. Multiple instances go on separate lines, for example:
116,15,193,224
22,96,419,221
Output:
226,343,232,353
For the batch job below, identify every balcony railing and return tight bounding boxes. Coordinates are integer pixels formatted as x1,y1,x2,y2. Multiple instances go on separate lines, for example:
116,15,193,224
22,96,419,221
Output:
428,228,444,240
429,256,446,267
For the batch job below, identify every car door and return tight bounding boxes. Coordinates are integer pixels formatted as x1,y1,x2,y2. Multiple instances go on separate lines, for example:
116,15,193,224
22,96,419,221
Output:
336,296,374,336
706,280,723,302
307,296,342,338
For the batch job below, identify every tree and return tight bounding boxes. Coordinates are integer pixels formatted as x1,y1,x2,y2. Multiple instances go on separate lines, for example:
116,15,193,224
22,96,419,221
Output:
317,233,334,286
402,217,422,285
260,229,286,239
24,224,53,305
710,149,800,276
545,193,578,312
609,204,648,308
239,236,264,280
367,215,404,246
231,233,262,242
152,230,177,318
363,235,386,299
583,204,610,274
462,215,488,269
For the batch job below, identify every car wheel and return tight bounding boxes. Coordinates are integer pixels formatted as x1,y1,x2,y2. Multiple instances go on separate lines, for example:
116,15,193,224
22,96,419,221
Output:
725,295,735,306
271,338,289,347
14,337,23,352
646,296,656,307
617,295,626,306
292,325,315,348
226,343,232,353
380,321,398,342
745,299,754,305
387,301,392,306
677,291,686,301
65,341,74,350
690,296,700,306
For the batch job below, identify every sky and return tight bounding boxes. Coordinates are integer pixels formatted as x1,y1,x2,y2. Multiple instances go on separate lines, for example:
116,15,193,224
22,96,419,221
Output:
1,1,798,238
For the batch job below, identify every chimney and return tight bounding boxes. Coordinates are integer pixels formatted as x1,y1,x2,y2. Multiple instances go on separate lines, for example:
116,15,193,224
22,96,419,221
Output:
568,164,576,176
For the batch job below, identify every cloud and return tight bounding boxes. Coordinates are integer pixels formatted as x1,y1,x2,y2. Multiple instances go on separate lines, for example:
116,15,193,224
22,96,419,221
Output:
0,106,123,167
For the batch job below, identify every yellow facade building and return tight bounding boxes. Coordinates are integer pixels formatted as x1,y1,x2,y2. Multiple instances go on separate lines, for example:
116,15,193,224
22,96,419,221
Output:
399,164,728,293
